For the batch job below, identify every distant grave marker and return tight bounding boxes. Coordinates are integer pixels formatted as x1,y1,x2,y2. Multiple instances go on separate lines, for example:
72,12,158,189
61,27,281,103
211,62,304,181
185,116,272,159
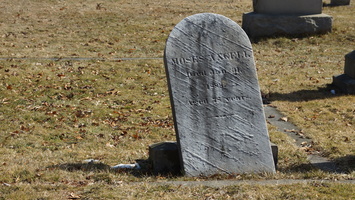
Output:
164,13,275,176
344,51,355,79
253,0,322,15
243,0,332,38
333,50,355,94
330,0,351,6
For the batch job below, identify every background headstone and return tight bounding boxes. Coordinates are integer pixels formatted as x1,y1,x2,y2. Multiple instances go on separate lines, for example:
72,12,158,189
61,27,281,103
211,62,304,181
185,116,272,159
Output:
164,13,275,176
333,50,355,94
253,0,322,15
243,0,332,38
344,51,355,79
330,0,351,6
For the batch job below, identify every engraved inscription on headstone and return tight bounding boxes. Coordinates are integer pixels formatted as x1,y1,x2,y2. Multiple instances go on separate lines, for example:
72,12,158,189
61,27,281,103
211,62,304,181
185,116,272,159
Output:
164,13,275,176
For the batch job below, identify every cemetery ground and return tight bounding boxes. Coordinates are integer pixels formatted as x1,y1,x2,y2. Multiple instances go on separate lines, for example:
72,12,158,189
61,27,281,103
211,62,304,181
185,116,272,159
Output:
0,0,354,199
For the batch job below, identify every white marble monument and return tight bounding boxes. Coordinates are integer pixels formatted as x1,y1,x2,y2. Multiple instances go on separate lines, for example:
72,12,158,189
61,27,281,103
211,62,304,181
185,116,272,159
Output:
164,13,276,176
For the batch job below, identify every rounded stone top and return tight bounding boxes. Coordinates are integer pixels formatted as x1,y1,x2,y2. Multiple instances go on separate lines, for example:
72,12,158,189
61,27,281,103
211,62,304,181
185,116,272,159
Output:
165,13,252,65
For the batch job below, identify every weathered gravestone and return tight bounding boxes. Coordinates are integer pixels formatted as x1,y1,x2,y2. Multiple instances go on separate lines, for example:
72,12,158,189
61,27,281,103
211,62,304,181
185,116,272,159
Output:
243,0,332,38
330,0,351,6
333,50,355,94
253,0,322,15
164,13,276,176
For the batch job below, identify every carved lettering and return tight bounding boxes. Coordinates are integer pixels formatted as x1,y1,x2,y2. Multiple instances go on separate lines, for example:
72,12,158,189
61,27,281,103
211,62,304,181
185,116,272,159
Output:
189,99,209,106
212,97,222,103
214,114,235,118
207,82,227,89
230,52,239,59
186,68,241,78
225,96,250,102
232,67,241,74
208,54,216,61
187,71,207,77
171,51,251,65
209,69,227,75
189,96,250,106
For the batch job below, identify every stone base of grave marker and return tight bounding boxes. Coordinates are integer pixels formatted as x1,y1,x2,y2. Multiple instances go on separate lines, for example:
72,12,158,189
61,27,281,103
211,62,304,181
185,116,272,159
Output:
330,0,351,6
332,51,355,94
242,13,332,38
149,141,279,174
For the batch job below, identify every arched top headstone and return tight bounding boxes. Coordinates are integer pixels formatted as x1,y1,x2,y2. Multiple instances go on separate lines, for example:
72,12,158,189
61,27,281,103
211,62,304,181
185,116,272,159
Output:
165,13,253,65
164,13,275,176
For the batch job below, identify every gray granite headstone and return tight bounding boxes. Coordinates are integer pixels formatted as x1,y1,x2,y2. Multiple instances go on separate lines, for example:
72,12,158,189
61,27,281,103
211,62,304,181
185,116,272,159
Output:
333,50,355,94
164,13,275,176
344,51,355,79
243,0,332,38
330,0,351,6
253,0,322,15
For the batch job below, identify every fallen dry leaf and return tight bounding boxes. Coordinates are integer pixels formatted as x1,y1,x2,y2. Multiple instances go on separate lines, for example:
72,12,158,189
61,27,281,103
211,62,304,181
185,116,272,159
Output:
106,142,115,148
279,117,288,122
68,192,80,199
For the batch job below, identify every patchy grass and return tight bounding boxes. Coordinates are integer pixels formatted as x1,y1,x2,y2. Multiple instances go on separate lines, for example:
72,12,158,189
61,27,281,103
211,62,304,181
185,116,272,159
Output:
0,181,354,199
0,0,354,199
0,0,251,58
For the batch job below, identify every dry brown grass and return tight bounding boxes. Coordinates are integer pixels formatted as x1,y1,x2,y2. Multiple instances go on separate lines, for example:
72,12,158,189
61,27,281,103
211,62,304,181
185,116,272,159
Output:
0,0,252,58
0,0,354,199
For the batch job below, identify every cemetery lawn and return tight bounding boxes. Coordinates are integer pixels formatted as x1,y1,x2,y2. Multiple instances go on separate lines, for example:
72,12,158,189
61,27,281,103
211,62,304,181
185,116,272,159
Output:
0,0,354,199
